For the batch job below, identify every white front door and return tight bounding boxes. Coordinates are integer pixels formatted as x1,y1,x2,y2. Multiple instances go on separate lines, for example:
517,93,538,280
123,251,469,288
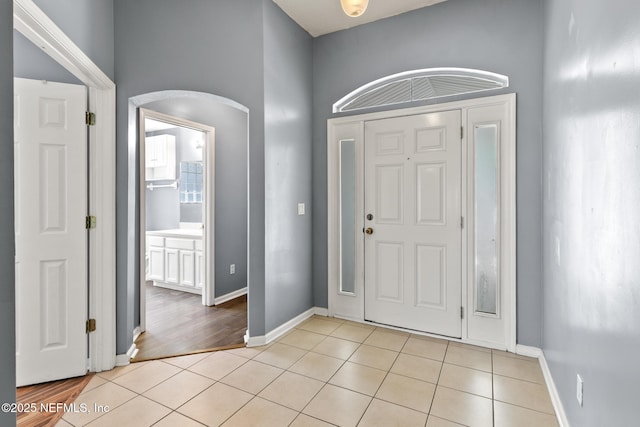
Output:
364,110,462,337
14,78,88,386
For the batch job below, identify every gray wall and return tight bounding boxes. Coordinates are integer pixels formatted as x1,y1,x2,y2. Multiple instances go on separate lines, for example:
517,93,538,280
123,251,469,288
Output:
114,0,265,351
13,30,81,84
0,2,15,424
542,0,640,424
263,0,314,331
32,0,115,80
312,0,545,346
14,0,113,85
141,98,248,299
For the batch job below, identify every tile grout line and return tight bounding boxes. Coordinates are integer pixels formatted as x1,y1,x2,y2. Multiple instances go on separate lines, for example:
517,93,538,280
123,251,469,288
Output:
75,319,555,427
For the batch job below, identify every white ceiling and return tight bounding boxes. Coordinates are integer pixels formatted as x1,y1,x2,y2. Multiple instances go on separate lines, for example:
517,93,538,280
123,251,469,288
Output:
145,118,177,132
273,0,448,37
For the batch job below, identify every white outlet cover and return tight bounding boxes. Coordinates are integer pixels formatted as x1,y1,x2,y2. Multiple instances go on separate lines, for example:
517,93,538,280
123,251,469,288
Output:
297,203,305,215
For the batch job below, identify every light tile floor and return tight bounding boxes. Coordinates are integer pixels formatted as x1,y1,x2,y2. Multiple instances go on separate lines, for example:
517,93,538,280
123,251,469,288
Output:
57,316,559,427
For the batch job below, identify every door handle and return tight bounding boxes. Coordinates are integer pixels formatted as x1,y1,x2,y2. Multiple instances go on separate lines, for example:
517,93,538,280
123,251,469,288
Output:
365,227,374,235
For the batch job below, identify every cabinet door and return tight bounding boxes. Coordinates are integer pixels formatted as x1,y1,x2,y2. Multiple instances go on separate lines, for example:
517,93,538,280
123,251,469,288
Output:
146,135,167,168
165,248,180,284
148,246,165,281
195,251,204,289
180,250,195,287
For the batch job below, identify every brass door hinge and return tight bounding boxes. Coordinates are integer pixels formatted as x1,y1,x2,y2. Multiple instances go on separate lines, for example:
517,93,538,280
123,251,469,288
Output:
86,112,96,126
86,216,97,229
86,318,96,333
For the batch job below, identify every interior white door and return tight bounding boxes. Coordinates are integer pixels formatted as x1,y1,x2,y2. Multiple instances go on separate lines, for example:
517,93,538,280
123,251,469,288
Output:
14,78,88,386
364,110,462,337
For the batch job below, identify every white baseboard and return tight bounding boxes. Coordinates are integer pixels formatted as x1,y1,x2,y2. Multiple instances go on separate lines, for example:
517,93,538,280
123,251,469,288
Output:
539,349,570,427
313,307,329,316
515,345,569,427
516,344,543,358
214,287,247,305
133,326,142,342
246,307,318,347
115,354,130,366
115,343,137,367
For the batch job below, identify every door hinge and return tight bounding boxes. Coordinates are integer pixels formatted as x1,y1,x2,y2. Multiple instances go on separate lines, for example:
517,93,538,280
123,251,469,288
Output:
460,307,464,319
86,318,96,333
461,126,464,139
86,215,97,229
86,111,96,126
460,216,464,229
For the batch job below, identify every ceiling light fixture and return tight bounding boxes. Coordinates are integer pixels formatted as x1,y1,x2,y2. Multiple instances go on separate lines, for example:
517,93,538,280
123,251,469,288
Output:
340,0,369,17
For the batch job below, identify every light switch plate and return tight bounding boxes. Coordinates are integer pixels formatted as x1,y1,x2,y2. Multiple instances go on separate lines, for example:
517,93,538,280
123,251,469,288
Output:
297,203,305,215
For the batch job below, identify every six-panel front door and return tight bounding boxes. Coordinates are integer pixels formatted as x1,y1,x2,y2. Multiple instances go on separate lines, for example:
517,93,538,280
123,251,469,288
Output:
364,110,462,337
14,78,88,386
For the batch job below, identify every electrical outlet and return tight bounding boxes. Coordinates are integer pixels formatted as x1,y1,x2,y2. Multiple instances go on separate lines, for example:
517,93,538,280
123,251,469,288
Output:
230,264,235,275
298,203,305,215
576,374,583,406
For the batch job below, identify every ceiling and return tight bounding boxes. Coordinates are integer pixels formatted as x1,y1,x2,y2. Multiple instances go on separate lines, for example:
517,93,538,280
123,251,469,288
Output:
145,118,177,132
272,0,448,37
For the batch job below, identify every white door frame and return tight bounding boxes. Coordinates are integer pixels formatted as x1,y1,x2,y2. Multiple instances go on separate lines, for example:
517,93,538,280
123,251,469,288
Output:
14,0,117,372
138,108,216,334
327,93,516,352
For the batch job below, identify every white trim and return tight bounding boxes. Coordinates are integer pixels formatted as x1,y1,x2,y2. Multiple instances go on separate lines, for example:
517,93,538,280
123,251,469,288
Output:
516,346,570,427
539,351,571,427
246,307,316,348
132,326,142,343
214,287,248,305
115,343,138,367
246,335,266,347
515,344,543,358
313,307,329,317
14,0,116,373
114,354,131,367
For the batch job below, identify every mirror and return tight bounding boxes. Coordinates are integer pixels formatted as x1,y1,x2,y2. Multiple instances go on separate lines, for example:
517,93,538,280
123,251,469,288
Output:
340,139,356,294
474,125,499,315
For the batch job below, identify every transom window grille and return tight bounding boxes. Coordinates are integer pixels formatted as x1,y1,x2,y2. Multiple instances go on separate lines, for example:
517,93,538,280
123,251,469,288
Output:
333,68,509,113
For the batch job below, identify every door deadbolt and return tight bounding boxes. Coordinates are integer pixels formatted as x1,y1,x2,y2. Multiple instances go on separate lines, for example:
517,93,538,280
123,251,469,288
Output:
365,227,374,235
366,214,373,221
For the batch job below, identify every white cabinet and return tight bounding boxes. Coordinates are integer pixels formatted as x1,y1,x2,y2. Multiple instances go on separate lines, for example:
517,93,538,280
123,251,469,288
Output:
165,248,180,284
179,250,195,287
147,236,165,281
146,231,203,295
145,134,176,180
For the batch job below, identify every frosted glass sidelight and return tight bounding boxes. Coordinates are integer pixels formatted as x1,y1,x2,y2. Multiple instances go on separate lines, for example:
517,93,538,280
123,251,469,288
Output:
475,125,499,315
340,139,356,294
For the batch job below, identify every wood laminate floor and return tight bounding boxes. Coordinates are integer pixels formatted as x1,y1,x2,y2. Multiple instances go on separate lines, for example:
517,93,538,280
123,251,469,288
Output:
133,282,247,361
16,374,93,427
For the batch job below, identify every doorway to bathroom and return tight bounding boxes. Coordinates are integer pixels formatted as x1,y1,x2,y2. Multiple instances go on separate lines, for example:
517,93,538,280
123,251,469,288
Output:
135,108,246,360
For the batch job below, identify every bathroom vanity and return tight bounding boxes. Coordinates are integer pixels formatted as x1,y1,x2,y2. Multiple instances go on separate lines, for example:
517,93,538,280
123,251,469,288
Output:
146,227,203,294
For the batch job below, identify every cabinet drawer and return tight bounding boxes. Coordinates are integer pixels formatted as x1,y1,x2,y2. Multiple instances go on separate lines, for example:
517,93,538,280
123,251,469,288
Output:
147,236,164,247
194,239,203,251
166,238,194,250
